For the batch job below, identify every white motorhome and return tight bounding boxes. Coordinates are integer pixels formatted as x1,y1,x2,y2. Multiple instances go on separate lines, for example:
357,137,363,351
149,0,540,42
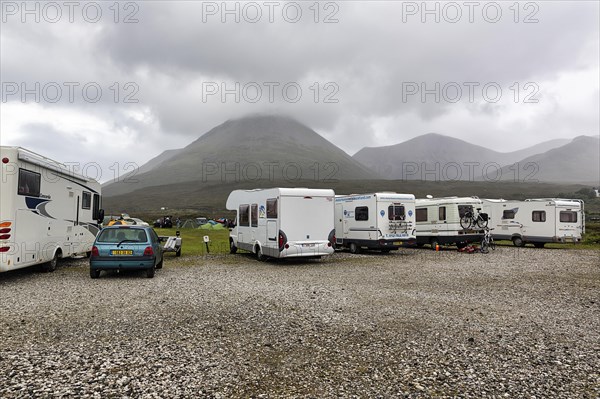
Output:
226,188,335,260
334,193,416,253
415,197,485,249
1,146,103,273
481,198,584,247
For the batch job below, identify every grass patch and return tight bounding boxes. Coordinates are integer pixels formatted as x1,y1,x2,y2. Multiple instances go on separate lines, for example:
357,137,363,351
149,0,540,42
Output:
154,227,231,257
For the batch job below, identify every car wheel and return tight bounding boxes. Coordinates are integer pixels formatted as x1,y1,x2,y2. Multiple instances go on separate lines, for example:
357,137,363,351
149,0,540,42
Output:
156,259,163,269
256,246,266,262
146,266,155,278
349,243,361,254
41,251,59,273
229,240,237,254
512,236,525,247
175,248,181,257
90,268,100,279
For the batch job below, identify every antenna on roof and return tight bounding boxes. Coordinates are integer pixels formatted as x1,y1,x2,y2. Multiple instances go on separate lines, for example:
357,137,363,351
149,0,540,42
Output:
426,194,433,199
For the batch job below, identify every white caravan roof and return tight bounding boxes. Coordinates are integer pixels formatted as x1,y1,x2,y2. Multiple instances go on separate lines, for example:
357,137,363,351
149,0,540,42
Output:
416,196,482,206
226,188,335,209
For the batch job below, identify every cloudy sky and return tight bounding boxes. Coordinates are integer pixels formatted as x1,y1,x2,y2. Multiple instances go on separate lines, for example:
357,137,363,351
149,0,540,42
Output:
1,1,598,182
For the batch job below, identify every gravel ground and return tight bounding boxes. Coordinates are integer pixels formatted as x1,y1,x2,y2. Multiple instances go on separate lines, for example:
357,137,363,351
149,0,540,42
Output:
0,247,598,398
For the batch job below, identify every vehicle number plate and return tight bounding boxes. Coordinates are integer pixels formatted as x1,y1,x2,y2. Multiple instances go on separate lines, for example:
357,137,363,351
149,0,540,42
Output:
302,244,315,247
393,241,402,245
111,250,133,255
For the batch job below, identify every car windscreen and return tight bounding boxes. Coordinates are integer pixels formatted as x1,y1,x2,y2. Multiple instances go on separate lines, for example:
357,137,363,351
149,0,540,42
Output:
97,228,148,243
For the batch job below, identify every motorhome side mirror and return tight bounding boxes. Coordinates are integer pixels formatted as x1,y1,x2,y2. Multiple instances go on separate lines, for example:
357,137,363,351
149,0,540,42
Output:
97,209,105,224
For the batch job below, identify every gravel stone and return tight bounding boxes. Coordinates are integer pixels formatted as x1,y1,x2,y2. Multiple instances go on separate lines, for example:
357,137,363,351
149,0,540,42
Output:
0,247,598,398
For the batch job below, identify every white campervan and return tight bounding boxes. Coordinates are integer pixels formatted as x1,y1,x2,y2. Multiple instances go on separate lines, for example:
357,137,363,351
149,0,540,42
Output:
334,193,416,253
481,198,584,247
415,197,485,249
226,188,335,260
1,146,103,273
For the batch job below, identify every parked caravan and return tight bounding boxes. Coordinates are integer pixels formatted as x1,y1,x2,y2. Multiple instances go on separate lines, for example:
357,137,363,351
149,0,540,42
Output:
481,198,584,247
415,197,485,249
226,188,335,260
1,146,104,273
334,193,416,253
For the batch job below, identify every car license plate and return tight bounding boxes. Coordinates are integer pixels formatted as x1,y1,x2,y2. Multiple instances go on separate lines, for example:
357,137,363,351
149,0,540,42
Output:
302,244,315,247
393,241,401,245
111,250,133,256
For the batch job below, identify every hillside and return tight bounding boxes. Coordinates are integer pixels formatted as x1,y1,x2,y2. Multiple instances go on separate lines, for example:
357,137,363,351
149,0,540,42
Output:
103,115,378,197
496,135,600,184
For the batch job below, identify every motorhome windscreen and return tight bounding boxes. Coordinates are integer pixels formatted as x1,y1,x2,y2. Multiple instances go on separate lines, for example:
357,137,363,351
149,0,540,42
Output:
388,204,405,220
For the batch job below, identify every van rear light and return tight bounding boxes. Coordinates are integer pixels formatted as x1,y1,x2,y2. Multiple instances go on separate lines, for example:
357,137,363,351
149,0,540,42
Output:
285,243,289,249
0,246,10,252
143,246,154,256
0,228,10,234
278,230,288,251
91,246,99,257
2,157,9,164
0,222,11,228
0,234,10,240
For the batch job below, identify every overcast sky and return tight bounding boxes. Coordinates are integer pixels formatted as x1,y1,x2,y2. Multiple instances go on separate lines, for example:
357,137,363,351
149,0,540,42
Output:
1,1,598,182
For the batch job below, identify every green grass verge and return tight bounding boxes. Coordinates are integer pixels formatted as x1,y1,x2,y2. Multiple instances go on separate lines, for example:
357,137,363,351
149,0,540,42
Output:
155,227,231,257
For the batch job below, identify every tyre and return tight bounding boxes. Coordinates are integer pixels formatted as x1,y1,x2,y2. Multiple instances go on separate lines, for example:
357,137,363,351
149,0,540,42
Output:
512,236,525,247
146,266,155,278
476,216,488,229
456,242,467,249
229,240,237,254
490,240,496,250
256,246,266,261
156,259,163,269
175,248,181,257
460,214,472,229
430,239,439,251
416,243,425,248
41,251,59,273
480,240,489,254
533,242,545,248
349,242,361,254
90,268,100,279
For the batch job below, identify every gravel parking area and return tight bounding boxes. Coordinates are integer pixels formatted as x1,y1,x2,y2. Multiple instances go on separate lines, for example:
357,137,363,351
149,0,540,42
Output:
1,247,598,398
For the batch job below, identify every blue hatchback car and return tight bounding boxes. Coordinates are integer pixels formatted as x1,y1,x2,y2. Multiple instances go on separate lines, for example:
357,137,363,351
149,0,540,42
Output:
90,226,164,279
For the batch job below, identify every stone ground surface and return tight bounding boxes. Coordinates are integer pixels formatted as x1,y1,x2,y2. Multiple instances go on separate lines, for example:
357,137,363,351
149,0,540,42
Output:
0,247,598,398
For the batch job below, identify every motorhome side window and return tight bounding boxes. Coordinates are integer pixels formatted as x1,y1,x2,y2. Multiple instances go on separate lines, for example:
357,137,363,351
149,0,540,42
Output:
82,192,91,209
355,207,369,221
415,208,427,222
458,205,472,218
502,210,516,219
92,194,101,220
251,204,258,227
17,169,41,197
532,211,546,222
559,211,577,223
388,204,405,220
239,204,250,227
439,206,446,221
266,198,278,218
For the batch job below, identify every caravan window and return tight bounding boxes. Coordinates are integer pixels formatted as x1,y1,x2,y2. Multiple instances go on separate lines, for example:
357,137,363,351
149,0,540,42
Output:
239,204,250,226
559,211,577,223
266,198,278,218
92,194,101,220
82,192,91,209
502,210,516,219
17,169,41,197
439,206,446,221
355,207,369,221
416,208,427,222
532,211,546,222
388,204,405,220
251,204,258,227
458,205,472,218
